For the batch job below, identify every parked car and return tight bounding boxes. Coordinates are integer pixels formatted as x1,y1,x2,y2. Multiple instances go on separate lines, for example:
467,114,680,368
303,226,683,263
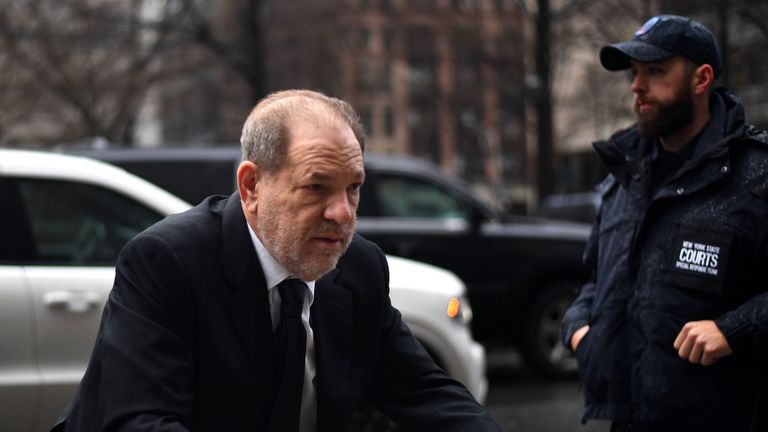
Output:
0,149,486,431
538,191,601,224
64,147,592,376
357,155,591,376
63,146,242,206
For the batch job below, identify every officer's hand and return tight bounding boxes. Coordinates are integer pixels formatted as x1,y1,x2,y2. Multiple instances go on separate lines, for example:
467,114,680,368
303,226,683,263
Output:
673,320,732,366
570,325,590,352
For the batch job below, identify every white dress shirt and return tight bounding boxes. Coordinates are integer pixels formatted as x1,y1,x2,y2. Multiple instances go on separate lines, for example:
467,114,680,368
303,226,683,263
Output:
247,225,317,432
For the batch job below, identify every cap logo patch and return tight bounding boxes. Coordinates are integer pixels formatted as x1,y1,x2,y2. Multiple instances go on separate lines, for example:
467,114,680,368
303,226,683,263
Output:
635,16,661,36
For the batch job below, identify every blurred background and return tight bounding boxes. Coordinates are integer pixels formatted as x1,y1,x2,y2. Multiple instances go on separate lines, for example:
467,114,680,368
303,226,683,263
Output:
1,0,767,211
5,2,767,430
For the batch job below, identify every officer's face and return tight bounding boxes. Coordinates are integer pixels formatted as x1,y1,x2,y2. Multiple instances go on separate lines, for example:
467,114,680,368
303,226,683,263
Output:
629,57,696,138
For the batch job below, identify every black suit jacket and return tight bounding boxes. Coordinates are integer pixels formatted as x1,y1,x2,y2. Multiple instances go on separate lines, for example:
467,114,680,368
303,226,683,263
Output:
53,193,500,432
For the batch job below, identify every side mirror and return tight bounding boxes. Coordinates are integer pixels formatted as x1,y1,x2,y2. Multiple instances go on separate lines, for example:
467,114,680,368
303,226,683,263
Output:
468,206,485,234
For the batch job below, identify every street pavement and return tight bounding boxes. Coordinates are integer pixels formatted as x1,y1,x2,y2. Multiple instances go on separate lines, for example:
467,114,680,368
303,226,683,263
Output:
484,348,609,432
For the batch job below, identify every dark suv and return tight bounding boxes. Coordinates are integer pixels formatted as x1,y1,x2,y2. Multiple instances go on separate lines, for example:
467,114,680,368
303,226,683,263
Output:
357,155,590,376
65,147,591,376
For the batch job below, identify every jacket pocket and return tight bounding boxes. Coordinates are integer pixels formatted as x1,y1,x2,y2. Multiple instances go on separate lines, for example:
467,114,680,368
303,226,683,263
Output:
662,222,733,295
574,327,591,363
575,312,628,405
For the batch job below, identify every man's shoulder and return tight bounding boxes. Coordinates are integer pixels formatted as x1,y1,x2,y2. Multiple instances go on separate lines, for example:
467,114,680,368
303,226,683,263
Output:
724,127,768,197
340,233,386,266
132,195,228,249
731,125,768,167
743,124,768,146
347,233,382,253
334,233,388,281
593,125,641,164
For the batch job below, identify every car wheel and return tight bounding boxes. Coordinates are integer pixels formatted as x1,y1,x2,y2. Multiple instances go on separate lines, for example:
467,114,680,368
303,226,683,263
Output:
521,283,578,377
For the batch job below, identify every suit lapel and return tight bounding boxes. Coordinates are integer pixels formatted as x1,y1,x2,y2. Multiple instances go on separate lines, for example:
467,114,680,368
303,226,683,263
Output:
311,269,354,431
220,193,275,369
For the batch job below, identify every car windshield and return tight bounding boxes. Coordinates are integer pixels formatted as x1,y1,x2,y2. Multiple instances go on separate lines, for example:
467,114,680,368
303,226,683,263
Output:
376,174,468,219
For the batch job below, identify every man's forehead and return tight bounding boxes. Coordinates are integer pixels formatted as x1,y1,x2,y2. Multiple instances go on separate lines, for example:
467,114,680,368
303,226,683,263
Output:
305,162,365,178
284,136,364,176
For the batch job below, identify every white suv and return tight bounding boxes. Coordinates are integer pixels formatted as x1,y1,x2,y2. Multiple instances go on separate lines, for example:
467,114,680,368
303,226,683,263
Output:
0,149,487,431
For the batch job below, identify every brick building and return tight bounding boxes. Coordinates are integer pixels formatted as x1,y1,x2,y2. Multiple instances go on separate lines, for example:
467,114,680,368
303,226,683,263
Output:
265,0,531,202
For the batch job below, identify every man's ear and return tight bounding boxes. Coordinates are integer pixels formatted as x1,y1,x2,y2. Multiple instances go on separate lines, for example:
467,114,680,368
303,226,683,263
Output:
237,161,261,213
692,64,715,96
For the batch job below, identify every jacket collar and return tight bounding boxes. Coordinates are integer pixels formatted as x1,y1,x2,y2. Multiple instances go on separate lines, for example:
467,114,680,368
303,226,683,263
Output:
595,88,748,189
220,193,276,369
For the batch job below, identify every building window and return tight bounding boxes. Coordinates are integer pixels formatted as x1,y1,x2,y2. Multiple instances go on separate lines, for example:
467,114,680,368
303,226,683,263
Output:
360,106,373,135
360,28,372,49
380,61,392,91
407,62,434,89
356,60,374,92
382,28,393,52
406,26,435,93
384,106,394,136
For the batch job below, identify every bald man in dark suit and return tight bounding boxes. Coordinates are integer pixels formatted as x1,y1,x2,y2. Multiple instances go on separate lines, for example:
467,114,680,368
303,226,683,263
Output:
52,90,501,432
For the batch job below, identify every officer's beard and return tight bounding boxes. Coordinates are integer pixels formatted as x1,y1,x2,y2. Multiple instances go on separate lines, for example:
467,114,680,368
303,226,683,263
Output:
636,83,694,139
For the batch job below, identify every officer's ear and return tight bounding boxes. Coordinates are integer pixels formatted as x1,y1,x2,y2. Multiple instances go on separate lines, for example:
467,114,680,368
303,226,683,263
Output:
691,63,715,96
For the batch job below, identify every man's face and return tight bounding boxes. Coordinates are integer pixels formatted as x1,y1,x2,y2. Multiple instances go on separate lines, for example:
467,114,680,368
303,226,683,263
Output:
253,120,364,281
629,57,695,138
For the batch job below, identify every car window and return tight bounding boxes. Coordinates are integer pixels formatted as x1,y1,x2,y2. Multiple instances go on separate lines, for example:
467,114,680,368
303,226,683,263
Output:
376,173,467,219
4,177,164,265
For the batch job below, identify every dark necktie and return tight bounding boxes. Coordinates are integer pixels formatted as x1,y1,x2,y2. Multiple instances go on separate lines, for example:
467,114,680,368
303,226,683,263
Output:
268,278,307,432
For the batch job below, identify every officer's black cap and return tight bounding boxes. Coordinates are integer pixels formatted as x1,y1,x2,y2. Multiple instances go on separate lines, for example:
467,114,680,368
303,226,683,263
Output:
600,15,723,78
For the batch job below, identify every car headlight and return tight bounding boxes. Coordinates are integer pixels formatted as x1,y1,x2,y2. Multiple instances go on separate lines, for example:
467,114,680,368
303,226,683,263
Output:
446,296,473,323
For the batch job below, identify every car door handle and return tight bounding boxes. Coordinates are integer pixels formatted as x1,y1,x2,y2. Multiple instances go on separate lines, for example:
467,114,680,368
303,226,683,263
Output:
43,291,101,313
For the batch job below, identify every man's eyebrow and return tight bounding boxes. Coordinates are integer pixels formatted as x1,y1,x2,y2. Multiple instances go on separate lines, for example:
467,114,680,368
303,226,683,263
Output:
308,172,333,181
307,169,365,181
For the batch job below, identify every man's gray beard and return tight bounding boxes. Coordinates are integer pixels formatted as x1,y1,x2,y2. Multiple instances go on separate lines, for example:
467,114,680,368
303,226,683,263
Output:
294,231,354,281
258,216,355,281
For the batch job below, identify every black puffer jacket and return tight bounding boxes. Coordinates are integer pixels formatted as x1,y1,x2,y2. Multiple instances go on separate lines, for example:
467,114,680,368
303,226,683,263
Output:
562,89,768,431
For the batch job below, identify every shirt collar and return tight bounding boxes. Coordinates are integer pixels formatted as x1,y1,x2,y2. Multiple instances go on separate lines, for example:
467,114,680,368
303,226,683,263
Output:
246,223,315,305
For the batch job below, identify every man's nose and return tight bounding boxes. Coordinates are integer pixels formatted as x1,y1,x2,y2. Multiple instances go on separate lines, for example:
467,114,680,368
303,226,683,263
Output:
630,72,646,93
324,192,355,225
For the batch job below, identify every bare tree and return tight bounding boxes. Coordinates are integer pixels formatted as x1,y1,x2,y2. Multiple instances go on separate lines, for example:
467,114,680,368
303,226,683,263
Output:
0,0,192,145
168,0,267,104
0,0,273,146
